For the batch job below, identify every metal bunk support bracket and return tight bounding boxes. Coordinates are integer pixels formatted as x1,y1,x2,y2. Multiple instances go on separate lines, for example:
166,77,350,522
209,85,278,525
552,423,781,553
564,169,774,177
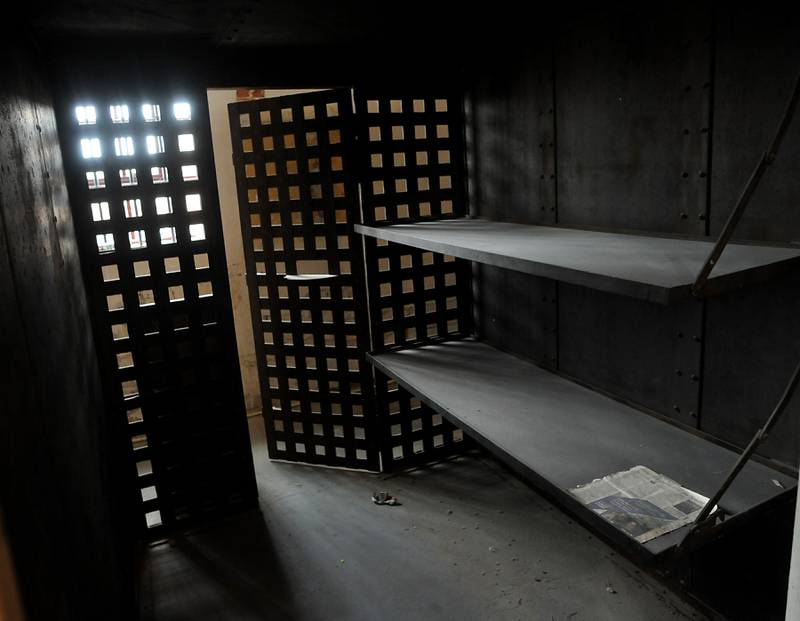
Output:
677,357,800,550
692,71,800,297
678,70,800,551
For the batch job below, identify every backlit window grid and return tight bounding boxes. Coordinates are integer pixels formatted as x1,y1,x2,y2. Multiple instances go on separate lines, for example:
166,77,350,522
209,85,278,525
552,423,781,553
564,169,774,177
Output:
87,198,202,254
73,103,201,187
69,96,255,533
76,100,192,125
86,216,211,257
230,89,377,470
357,95,464,226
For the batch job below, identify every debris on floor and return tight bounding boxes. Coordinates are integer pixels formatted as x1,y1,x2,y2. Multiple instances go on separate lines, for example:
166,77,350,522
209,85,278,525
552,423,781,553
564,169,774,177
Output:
372,491,399,506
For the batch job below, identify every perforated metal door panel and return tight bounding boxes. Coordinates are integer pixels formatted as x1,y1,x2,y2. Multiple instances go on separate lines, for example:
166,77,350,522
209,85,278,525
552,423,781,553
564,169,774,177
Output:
60,92,257,535
354,90,474,470
229,89,378,470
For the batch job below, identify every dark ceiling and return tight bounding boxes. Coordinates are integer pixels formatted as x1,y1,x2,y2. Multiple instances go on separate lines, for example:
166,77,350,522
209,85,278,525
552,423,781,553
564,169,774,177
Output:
28,0,481,47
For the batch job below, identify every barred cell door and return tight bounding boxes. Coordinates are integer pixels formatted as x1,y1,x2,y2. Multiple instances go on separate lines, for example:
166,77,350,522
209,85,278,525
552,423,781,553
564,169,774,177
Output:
352,89,474,471
59,88,258,536
228,89,379,470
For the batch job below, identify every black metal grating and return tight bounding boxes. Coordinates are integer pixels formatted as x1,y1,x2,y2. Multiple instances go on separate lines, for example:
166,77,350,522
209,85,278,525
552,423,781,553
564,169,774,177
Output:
60,93,257,535
365,242,470,349
354,90,474,469
376,375,468,464
357,93,467,226
228,89,378,471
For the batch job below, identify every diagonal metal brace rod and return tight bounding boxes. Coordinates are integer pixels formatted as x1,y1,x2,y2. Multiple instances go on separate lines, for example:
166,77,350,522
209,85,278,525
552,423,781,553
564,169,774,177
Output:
692,71,800,297
691,357,800,526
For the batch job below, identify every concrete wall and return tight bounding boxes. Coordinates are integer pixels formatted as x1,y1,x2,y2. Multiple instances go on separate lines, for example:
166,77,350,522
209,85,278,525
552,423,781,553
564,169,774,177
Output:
0,37,133,620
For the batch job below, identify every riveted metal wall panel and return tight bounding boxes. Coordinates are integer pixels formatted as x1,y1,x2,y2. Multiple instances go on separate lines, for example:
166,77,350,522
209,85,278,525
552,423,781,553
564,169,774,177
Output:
551,3,712,424
701,271,800,466
558,285,703,427
555,3,713,234
469,40,559,368
701,10,800,468
470,40,557,225
711,9,800,242
473,266,558,370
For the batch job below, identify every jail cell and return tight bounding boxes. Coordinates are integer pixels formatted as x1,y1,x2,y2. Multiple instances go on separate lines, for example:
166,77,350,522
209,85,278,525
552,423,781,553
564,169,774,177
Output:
229,89,378,471
63,95,257,534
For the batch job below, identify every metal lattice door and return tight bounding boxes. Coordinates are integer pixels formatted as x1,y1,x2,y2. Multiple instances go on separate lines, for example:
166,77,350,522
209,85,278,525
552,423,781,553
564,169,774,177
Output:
59,89,258,535
228,89,379,470
353,90,474,470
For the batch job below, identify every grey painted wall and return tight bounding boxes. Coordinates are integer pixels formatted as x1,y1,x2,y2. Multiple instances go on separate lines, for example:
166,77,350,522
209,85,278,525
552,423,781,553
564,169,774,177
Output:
0,37,133,620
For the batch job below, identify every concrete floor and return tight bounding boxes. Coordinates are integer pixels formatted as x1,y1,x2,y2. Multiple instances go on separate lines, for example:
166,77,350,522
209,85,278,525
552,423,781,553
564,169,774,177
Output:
140,417,707,621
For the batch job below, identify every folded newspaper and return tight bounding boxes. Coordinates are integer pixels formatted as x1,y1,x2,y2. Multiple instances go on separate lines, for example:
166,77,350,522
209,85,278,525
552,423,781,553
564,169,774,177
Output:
569,465,712,543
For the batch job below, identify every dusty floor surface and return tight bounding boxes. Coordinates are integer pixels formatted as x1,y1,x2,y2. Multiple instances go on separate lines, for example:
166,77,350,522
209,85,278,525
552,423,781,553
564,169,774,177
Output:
140,417,707,621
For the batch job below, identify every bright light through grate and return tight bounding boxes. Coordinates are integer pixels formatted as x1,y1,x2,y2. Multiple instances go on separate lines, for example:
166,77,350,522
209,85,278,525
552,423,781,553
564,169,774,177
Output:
155,196,173,215
80,138,102,159
178,134,195,152
110,104,130,123
142,103,161,122
75,105,97,125
185,194,202,212
173,102,191,121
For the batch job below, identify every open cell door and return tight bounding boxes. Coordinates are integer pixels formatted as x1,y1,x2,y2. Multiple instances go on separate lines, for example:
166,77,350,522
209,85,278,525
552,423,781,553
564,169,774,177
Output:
228,89,379,470
229,87,473,472
352,89,474,470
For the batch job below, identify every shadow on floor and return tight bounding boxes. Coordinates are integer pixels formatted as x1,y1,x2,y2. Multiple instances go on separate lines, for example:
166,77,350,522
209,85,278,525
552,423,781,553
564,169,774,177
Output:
140,509,301,621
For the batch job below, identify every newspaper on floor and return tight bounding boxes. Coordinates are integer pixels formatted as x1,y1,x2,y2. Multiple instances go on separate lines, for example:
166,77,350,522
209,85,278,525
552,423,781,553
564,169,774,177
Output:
568,465,713,544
